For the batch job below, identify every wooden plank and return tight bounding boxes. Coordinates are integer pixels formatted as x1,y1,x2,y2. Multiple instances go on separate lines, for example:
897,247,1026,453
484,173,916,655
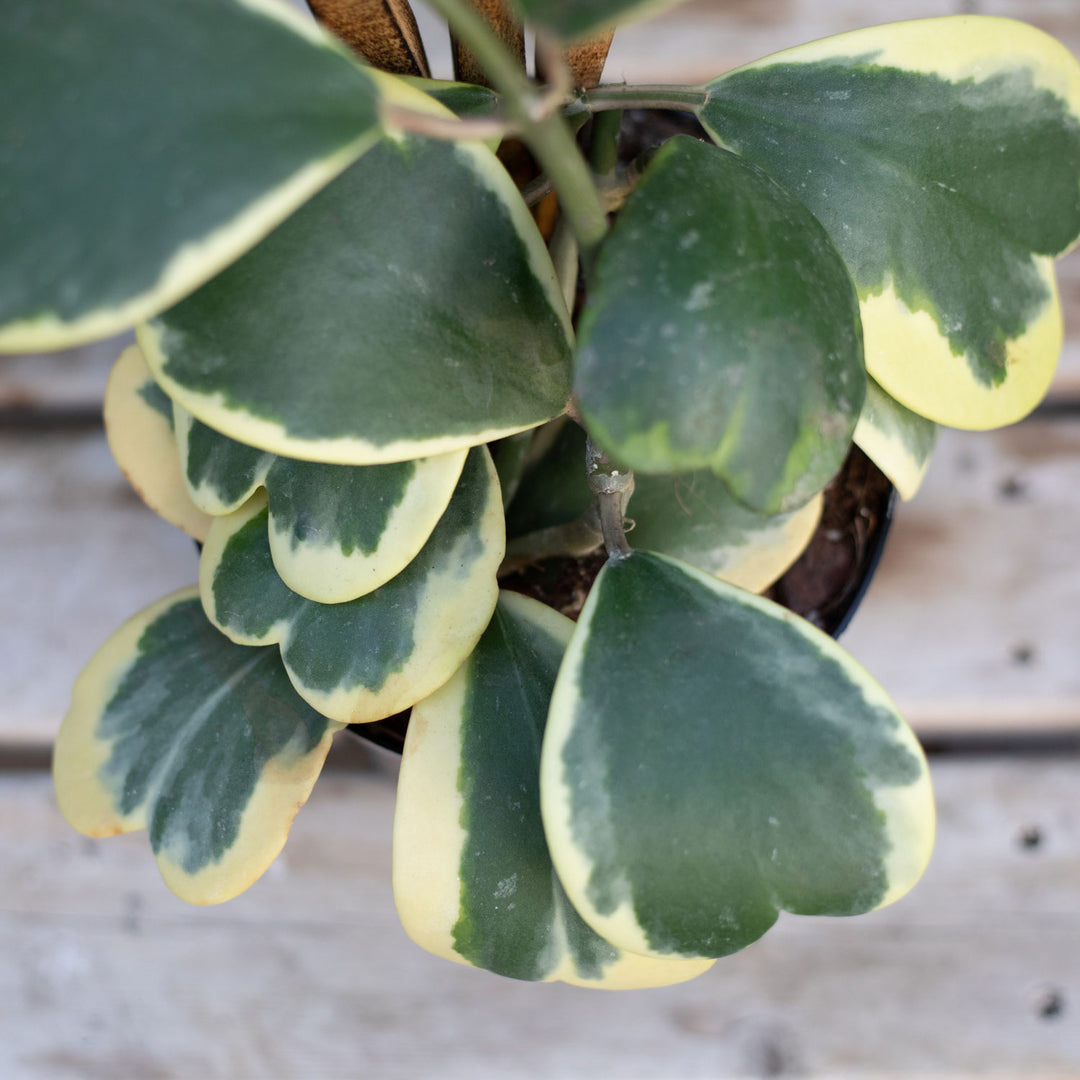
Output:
0,335,126,413
0,429,197,748
842,417,1080,735
3,413,1079,746
1,758,1077,1078
607,0,974,83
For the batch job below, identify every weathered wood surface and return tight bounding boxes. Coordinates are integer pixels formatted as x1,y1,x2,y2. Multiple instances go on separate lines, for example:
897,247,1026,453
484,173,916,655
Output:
0,430,196,747
1,757,1076,1079
607,0,1080,84
2,415,1077,747
842,417,1080,736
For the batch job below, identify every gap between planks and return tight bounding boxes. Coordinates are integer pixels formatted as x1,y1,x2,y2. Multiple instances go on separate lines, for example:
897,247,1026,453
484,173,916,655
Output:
1,758,1078,1079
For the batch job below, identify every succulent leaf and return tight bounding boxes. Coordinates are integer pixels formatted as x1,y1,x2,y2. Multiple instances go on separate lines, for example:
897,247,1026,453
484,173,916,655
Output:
575,135,864,513
176,406,467,604
200,447,505,725
853,377,938,501
0,0,383,351
142,128,573,466
54,589,341,905
541,551,935,960
699,16,1080,428
395,591,714,987
104,346,212,541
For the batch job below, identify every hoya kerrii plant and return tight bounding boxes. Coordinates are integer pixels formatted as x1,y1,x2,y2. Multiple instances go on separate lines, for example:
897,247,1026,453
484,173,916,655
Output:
4,0,1079,988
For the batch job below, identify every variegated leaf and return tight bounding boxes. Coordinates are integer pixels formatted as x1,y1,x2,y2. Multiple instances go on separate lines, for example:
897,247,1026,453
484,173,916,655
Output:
699,17,1080,429
574,135,864,513
54,589,341,905
405,79,501,120
0,0,384,352
200,447,504,724
176,405,466,604
142,118,573,466
395,591,714,987
541,551,935,961
629,476,822,593
104,346,211,541
853,376,938,501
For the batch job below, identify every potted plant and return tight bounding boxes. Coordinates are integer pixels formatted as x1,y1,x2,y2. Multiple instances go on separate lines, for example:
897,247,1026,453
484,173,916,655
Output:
2,0,1078,988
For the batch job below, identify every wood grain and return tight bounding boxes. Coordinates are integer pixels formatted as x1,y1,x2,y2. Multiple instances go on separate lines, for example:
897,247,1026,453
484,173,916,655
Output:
3,414,1078,747
1,759,1076,1078
842,418,1080,735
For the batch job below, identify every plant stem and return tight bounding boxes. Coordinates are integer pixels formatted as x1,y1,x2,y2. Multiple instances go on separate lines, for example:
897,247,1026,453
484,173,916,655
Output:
500,514,604,575
589,107,623,177
586,437,633,560
426,0,609,252
579,84,709,114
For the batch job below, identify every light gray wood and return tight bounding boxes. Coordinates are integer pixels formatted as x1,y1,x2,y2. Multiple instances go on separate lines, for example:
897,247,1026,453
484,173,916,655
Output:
1,758,1077,1079
607,0,977,83
3,414,1079,746
842,418,1080,734
0,431,197,747
0,334,128,412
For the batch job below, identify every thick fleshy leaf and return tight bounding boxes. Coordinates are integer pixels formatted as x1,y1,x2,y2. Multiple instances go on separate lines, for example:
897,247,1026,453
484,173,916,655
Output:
507,419,820,592
509,0,684,41
541,551,935,961
628,476,822,593
0,0,384,352
200,447,504,724
394,592,714,987
505,419,593,538
699,17,1080,429
853,377,938,501
53,589,341,904
575,135,864,513
175,405,466,603
142,128,573,466
406,79,501,120
104,346,212,541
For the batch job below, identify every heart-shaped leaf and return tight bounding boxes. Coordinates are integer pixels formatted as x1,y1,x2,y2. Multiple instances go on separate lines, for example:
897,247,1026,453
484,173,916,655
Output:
103,346,212,541
699,17,1080,429
395,591,714,987
175,405,466,604
0,0,383,352
628,476,822,593
142,130,572,466
575,135,864,513
200,447,504,724
405,79,501,121
54,589,341,904
541,551,934,960
853,376,938,501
